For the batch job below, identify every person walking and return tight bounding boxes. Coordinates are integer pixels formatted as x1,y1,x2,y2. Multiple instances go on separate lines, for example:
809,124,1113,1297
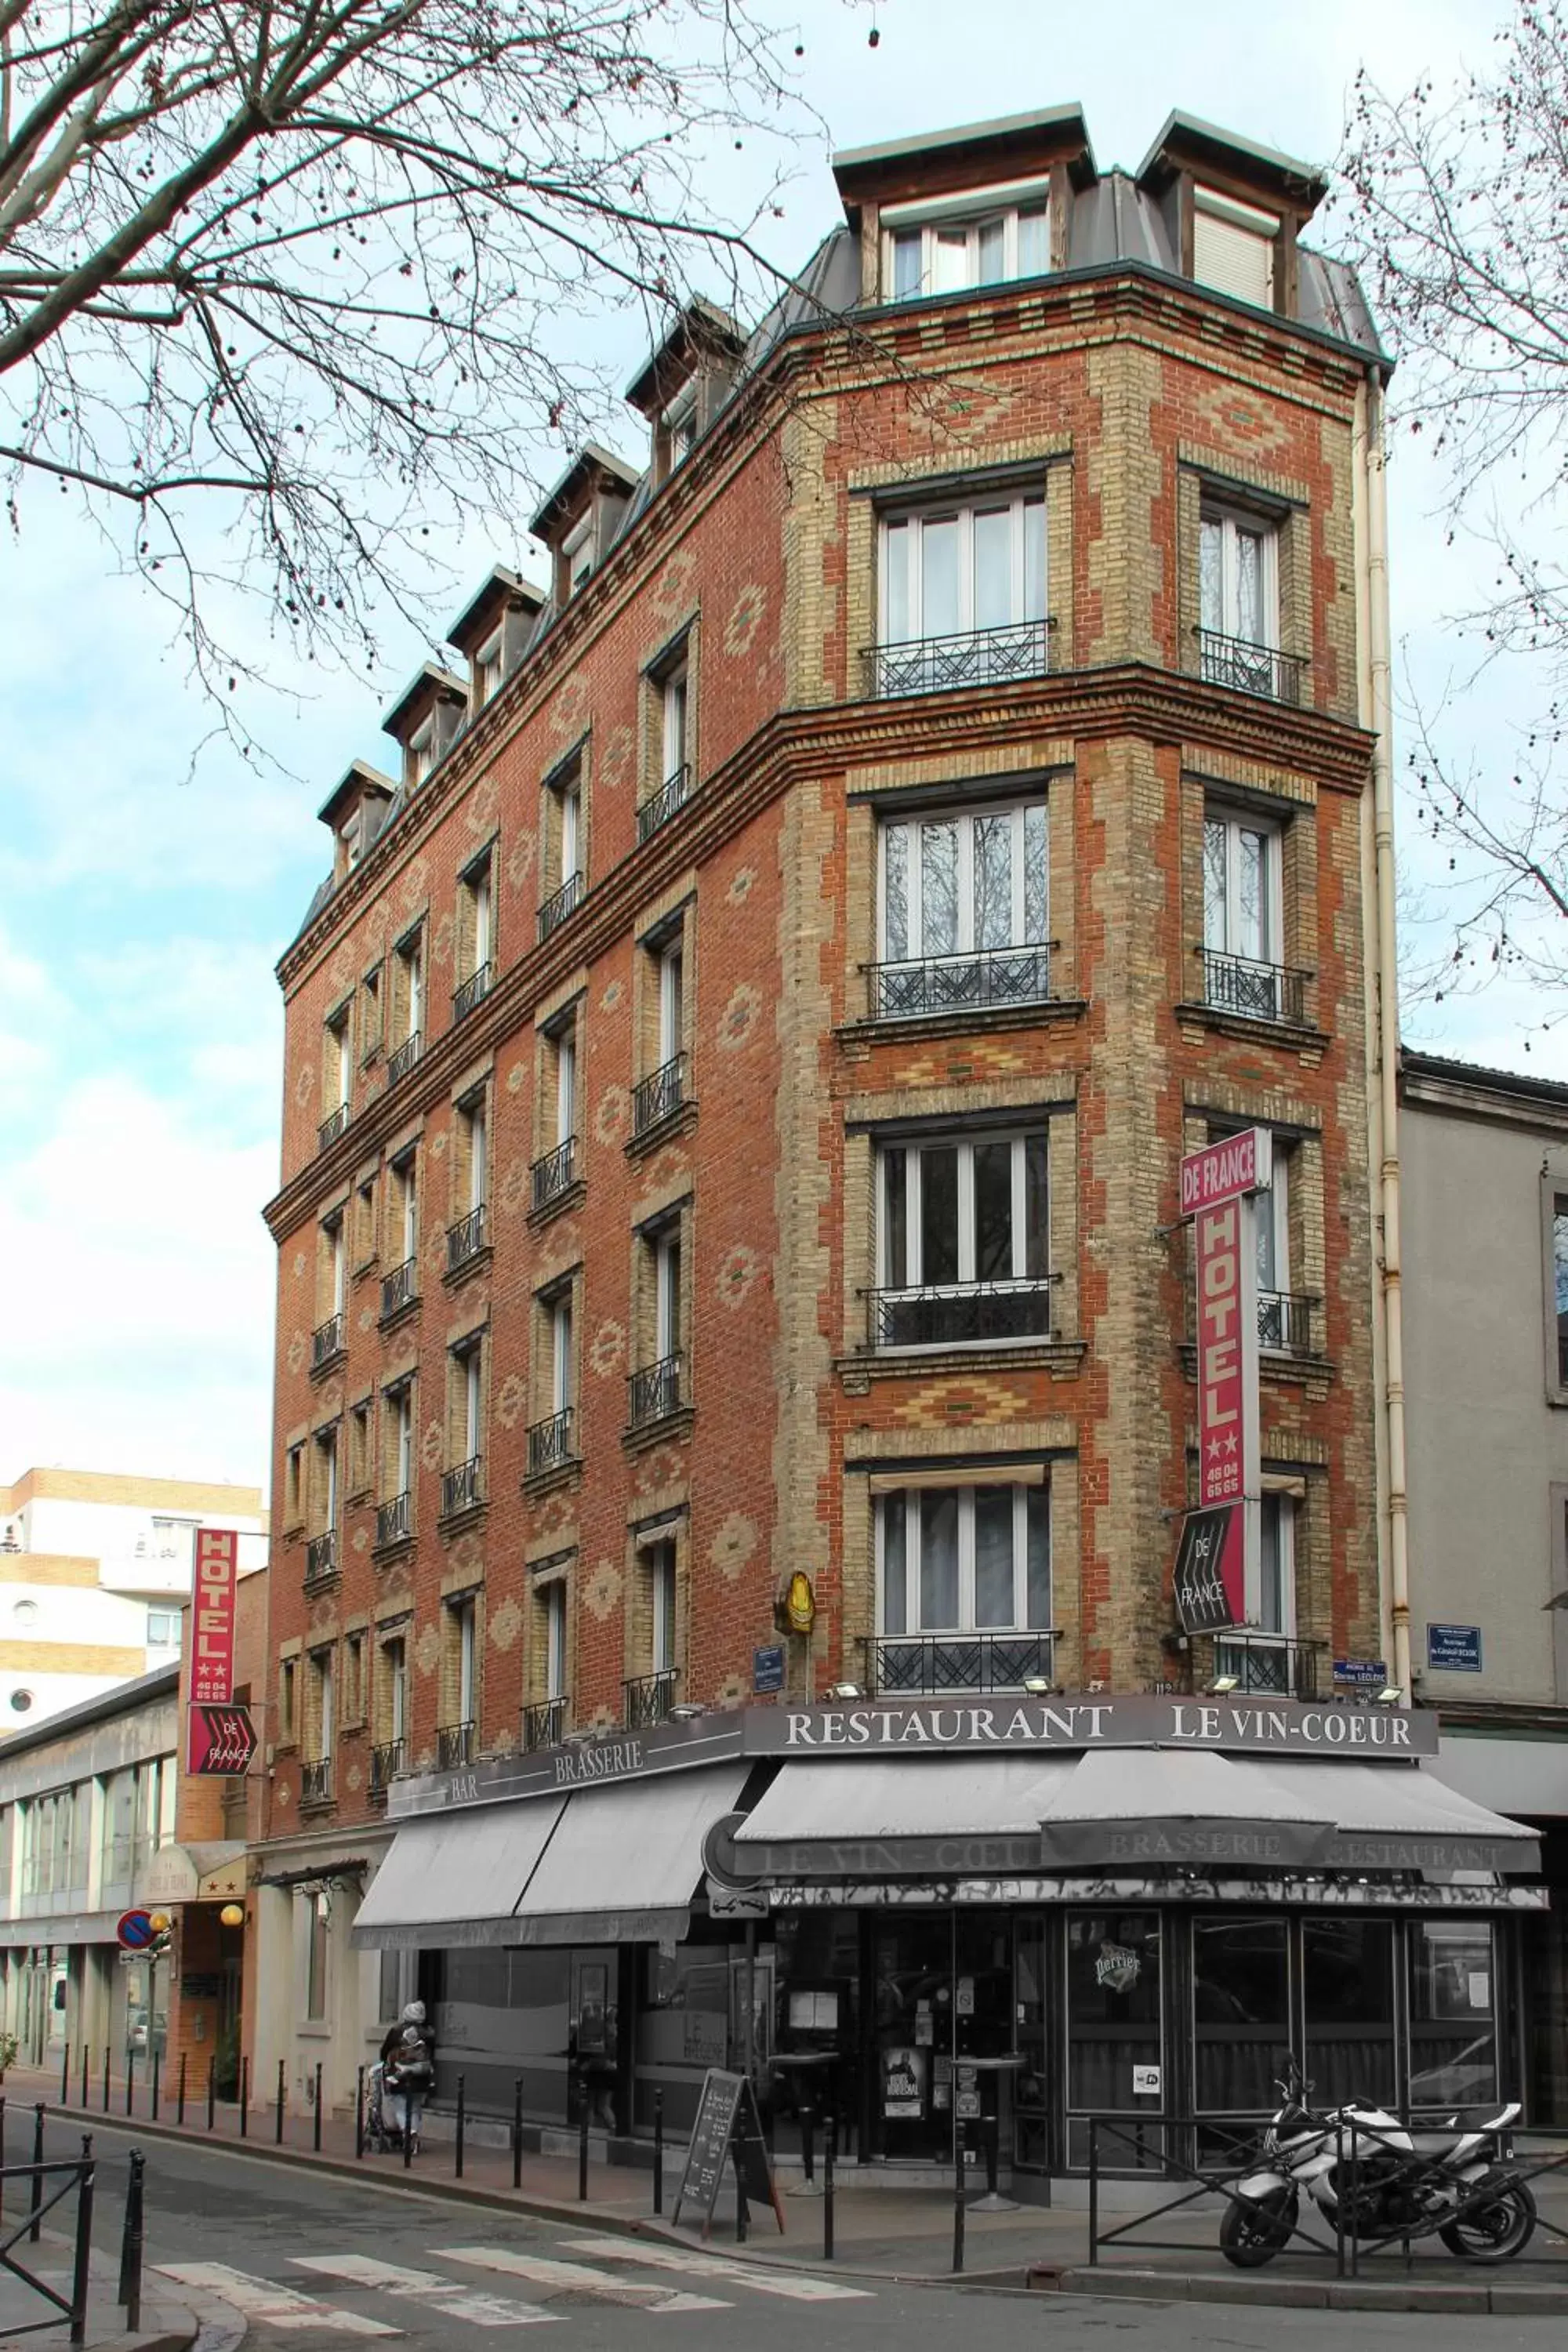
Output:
379,2001,434,2153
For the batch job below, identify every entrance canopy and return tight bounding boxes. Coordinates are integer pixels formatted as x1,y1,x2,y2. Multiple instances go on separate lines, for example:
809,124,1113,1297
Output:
352,1762,750,1951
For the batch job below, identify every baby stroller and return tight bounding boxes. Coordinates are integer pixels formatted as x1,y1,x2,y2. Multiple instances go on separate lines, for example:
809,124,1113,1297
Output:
366,2059,418,2154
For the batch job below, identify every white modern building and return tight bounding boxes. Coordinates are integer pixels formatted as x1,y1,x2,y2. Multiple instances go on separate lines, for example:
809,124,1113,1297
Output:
0,1471,267,1730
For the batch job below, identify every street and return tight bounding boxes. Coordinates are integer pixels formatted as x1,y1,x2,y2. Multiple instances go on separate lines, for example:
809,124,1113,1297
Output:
25,2117,1568,2352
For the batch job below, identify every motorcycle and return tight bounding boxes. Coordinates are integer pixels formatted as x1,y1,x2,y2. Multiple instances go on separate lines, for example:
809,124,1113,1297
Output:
1221,2065,1536,2270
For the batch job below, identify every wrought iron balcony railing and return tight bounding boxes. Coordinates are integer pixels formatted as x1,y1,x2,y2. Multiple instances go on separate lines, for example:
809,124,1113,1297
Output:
437,1719,475,1769
375,1490,412,1548
318,1102,350,1152
637,764,691,844
441,1454,483,1518
1202,1632,1324,1701
368,1738,405,1795
870,1279,1051,1351
870,944,1051,1021
452,960,493,1022
386,1029,422,1087
631,1053,685,1138
862,616,1051,700
1258,1290,1317,1356
310,1312,345,1370
521,1697,568,1752
1202,949,1308,1028
300,1759,333,1806
538,871,584,941
623,1668,678,1730
380,1255,418,1321
531,1135,577,1212
1198,627,1305,706
527,1407,575,1478
859,1631,1058,1697
628,1352,684,1429
445,1203,487,1274
304,1530,338,1586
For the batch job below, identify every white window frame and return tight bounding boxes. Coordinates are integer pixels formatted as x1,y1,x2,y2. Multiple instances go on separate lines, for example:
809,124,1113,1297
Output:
882,180,1050,299
654,1228,681,1360
392,1385,413,1497
876,1482,1051,1635
648,1539,677,1674
657,940,684,1065
543,1581,567,1700
396,931,423,1041
385,1638,408,1742
408,716,435,785
556,1027,577,1145
564,514,593,597
664,390,697,470
317,1425,339,1529
326,1215,346,1313
463,1098,488,1212
877,797,1048,965
1193,187,1278,310
550,1294,574,1416
146,1609,180,1650
456,1598,476,1722
327,1011,351,1109
1252,1491,1297,1639
474,628,503,709
1200,503,1279,649
394,1150,418,1261
314,1650,335,1764
661,666,689,785
877,1131,1048,1294
1203,805,1283,967
560,779,581,887
879,493,1047,648
465,855,492,974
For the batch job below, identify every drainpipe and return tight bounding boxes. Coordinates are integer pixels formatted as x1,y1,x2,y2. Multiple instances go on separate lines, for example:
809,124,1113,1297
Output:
1359,365,1411,1700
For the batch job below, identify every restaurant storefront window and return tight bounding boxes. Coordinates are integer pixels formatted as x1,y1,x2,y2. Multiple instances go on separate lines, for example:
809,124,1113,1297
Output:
1408,1918,1498,2111
1303,1917,1396,2107
1065,1911,1162,2169
1192,1915,1290,2116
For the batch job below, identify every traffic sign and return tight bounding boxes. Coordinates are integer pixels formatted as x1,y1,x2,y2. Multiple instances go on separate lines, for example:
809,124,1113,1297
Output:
187,1702,258,1776
117,1910,155,1950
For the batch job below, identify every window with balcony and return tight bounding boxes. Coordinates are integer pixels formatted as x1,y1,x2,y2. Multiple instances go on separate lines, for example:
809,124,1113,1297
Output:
443,1337,485,1517
524,1563,569,1748
345,1631,365,1726
348,1399,372,1497
528,1284,577,1475
884,187,1049,299
641,649,692,842
320,1007,351,1149
313,1214,347,1369
382,1149,419,1319
1202,806,1303,1024
1214,1494,1299,1692
371,1633,408,1793
630,1218,686,1428
448,1092,488,1274
1192,186,1277,311
284,1444,303,1530
1200,1126,1309,1357
877,798,1048,1018
532,1014,579,1210
539,751,586,939
626,1532,681,1729
875,1129,1049,1348
440,1595,477,1766
278,1655,297,1746
303,1647,334,1805
388,926,423,1084
377,1380,414,1548
454,848,494,1020
873,492,1047,698
353,1174,377,1270
1198,502,1298,702
873,1479,1052,1693
307,1425,339,1587
633,927,688,1138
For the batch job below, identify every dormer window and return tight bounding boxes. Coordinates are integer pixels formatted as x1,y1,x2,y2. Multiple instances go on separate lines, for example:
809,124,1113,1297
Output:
564,516,593,601
665,392,697,473
884,186,1049,300
1192,187,1278,310
474,630,503,710
408,717,435,786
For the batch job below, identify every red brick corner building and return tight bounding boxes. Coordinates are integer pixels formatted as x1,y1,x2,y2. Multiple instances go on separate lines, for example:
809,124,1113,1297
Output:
254,108,1538,2180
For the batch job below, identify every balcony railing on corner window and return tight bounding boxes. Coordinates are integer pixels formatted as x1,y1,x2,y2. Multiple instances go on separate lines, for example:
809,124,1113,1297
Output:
871,944,1051,1021
527,1407,574,1478
637,764,692,845
531,1135,577,1212
375,1490,412,1548
445,1203,487,1274
631,1053,686,1138
437,1719,475,1770
537,871,584,942
318,1102,350,1152
1203,1632,1324,1701
304,1530,338,1586
623,1668,677,1730
300,1759,333,1806
380,1256,418,1321
870,1278,1051,1351
862,617,1051,700
311,1312,345,1370
1202,949,1307,1028
628,1352,684,1430
860,1630,1058,1697
1198,627,1305,706
452,960,493,1022
386,1029,422,1087
441,1454,483,1519
521,1696,568,1752
368,1738,405,1795
1258,1290,1316,1356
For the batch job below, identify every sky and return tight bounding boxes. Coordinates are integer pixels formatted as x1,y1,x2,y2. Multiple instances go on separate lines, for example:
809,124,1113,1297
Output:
0,0,1535,1493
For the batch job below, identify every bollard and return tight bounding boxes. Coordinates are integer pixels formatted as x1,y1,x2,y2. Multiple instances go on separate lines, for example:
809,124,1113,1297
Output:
403,2085,412,2169
125,2049,135,2118
354,2066,365,2161
314,2062,323,2154
239,2053,249,2139
60,2042,70,2105
578,2092,589,2201
455,2074,466,2178
823,2114,835,2262
276,2059,285,2145
952,2139,966,2275
733,2141,750,2244
70,2137,94,2350
29,2102,45,2244
177,2053,187,2128
102,2045,110,2114
151,2046,161,2123
118,2148,146,2325
652,2088,663,2216
800,2100,815,2187
983,2104,1000,2201
512,2078,523,2190
80,2045,89,2111
206,2055,216,2133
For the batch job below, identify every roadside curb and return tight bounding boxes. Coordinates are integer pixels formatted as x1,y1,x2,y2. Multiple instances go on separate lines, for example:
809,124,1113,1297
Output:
1037,2264,1568,2314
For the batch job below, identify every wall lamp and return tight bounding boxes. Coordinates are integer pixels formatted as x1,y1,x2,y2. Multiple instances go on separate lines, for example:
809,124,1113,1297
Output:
1208,1675,1240,1695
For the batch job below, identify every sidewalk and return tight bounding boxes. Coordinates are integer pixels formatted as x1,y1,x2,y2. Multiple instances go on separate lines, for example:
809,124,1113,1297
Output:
0,2221,203,2352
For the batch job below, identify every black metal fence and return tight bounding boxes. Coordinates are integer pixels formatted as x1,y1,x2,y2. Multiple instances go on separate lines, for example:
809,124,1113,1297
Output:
0,2129,96,2343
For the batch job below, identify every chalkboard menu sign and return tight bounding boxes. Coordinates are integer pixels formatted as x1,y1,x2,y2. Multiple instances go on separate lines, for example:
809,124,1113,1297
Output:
670,2068,784,2240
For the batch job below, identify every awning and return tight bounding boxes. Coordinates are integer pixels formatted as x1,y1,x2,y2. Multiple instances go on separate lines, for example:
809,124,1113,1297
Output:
351,1797,566,1950
1431,1733,1568,1820
510,1763,751,1944
1263,1762,1541,1874
1036,1748,1338,1868
352,1762,751,1951
732,1757,1078,1877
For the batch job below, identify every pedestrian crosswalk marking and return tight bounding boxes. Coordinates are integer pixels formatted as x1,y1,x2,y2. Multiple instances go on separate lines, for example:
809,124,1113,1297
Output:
156,2262,400,2334
437,2246,729,2313
292,2255,560,2326
566,2235,873,2301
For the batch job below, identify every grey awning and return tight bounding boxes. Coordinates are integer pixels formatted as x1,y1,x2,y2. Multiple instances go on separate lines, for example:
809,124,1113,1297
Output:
1036,1748,1338,1867
1263,1762,1541,1875
350,1798,566,1950
510,1763,751,1944
733,1757,1078,1877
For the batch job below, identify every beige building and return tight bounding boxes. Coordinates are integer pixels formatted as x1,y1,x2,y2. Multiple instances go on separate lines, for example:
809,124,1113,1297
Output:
0,1470,267,1730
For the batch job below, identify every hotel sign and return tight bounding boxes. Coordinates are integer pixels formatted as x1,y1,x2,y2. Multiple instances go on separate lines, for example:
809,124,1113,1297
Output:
191,1528,238,1705
1179,1128,1271,1628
